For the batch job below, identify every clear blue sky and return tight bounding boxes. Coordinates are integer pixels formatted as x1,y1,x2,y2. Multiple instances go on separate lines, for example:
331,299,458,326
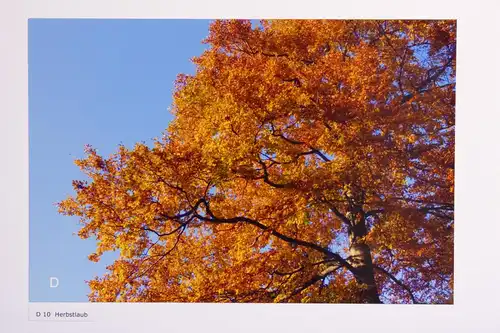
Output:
29,19,211,302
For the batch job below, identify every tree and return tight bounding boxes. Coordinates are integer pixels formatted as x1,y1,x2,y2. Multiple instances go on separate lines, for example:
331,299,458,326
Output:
58,19,455,304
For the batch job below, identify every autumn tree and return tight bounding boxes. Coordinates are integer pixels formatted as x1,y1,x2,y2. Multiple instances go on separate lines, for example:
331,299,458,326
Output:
58,20,455,304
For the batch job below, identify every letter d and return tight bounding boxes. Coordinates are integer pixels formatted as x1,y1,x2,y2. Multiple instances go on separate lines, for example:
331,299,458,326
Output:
49,277,59,288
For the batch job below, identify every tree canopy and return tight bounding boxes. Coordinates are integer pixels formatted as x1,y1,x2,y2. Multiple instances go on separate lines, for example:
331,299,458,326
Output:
58,19,455,304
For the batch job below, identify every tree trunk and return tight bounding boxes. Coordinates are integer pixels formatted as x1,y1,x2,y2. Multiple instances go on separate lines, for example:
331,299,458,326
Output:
349,242,381,303
348,217,381,303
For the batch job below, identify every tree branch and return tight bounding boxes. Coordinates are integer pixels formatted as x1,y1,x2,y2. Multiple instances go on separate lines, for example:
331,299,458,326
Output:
195,198,355,271
143,217,193,238
374,265,419,304
281,265,341,302
401,56,455,104
269,124,331,162
255,158,294,189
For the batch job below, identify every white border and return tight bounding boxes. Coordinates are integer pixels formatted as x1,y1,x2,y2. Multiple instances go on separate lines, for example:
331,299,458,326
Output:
1,0,499,332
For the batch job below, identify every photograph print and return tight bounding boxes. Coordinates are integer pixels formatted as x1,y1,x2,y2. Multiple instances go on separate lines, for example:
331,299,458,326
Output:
30,19,455,304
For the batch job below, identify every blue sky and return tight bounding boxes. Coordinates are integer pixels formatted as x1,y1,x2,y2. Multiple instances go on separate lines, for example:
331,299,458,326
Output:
29,19,211,302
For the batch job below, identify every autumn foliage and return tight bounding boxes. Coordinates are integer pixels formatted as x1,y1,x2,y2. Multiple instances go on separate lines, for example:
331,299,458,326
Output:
58,20,455,304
